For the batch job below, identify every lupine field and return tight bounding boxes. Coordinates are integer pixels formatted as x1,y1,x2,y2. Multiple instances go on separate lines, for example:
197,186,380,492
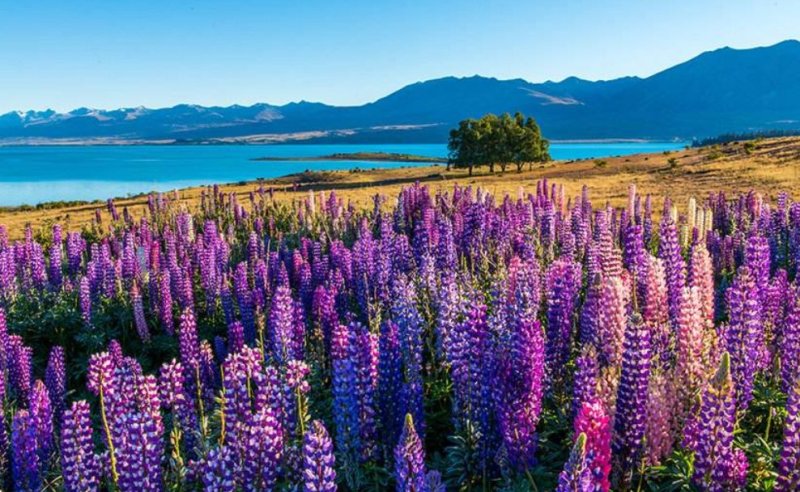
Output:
0,180,798,491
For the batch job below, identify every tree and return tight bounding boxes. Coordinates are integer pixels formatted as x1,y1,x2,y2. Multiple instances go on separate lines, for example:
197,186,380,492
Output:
447,112,549,175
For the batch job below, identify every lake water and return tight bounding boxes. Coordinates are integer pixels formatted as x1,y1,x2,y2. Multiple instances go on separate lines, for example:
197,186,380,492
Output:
0,142,686,206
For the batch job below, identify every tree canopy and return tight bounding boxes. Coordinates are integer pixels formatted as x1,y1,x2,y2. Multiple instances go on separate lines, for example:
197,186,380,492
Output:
447,112,550,174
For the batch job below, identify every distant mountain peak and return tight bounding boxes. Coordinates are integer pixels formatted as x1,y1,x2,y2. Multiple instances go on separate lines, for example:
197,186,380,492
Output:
1,40,799,142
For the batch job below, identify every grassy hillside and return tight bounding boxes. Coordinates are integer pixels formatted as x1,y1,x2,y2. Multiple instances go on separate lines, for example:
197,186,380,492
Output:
2,136,800,240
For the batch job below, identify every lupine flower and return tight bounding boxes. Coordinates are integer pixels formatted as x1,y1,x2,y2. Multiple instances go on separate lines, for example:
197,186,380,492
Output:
394,414,428,492
776,375,800,491
545,258,582,386
574,399,612,492
724,266,761,411
689,353,748,492
612,313,651,477
200,445,237,492
61,401,101,492
556,433,593,492
302,420,336,492
45,346,67,425
79,275,92,324
12,409,41,492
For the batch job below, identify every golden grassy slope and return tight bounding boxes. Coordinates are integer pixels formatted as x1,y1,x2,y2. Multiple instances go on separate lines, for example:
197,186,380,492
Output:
2,137,800,240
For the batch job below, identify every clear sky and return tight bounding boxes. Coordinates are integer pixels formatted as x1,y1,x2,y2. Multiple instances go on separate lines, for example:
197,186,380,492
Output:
1,0,798,113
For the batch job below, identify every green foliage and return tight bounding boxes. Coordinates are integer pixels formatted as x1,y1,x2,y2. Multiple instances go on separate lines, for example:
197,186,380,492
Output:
668,157,679,168
448,112,550,174
594,159,608,168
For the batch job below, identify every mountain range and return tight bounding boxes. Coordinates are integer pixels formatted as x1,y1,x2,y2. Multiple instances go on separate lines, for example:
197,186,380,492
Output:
2,40,800,144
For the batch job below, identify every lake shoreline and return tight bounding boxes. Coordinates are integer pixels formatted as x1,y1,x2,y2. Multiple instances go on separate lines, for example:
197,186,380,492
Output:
251,151,448,163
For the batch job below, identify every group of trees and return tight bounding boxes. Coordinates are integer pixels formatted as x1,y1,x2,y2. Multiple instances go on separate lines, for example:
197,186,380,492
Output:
447,112,550,175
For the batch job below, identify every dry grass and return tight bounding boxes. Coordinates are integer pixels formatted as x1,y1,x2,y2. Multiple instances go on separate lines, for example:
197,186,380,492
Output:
3,137,800,240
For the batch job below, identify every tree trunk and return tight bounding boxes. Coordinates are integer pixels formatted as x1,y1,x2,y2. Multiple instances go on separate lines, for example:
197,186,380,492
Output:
469,165,473,176
516,161,524,172
489,163,495,173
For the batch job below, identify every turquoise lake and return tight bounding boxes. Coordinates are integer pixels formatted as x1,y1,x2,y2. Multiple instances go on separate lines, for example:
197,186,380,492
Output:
0,142,686,206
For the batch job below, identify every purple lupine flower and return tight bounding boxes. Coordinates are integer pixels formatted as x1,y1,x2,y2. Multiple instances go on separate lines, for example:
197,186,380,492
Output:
659,215,686,323
227,321,245,355
200,445,237,492
158,270,174,334
49,224,63,289
11,409,41,492
573,347,599,417
79,275,92,324
61,400,101,492
158,359,198,452
781,286,800,392
556,433,593,492
612,313,651,478
116,410,164,492
269,284,298,363
391,275,426,436
178,307,201,368
302,420,337,492
353,322,379,461
689,353,748,492
8,335,32,405
45,346,67,425
131,283,150,342
776,375,800,491
545,258,582,386
331,323,361,467
493,318,545,471
29,380,54,466
241,408,284,491
724,266,761,411
234,262,256,344
394,414,428,492
379,320,405,450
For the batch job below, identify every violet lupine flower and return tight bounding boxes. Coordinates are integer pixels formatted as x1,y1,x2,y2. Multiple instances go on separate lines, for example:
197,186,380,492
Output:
394,414,428,492
353,322,379,461
573,347,599,417
29,379,54,466
302,420,337,492
776,376,800,491
658,215,686,323
234,262,256,344
116,410,164,492
781,286,800,392
131,283,150,342
227,321,245,355
11,409,41,492
8,335,33,405
493,318,545,471
158,271,174,335
158,359,198,452
556,433,593,492
269,284,298,363
61,400,101,492
49,224,63,289
612,313,651,477
79,275,92,324
724,266,761,411
45,346,67,425
545,258,582,386
178,307,201,368
201,445,238,492
391,275,426,436
331,322,361,466
689,353,748,492
379,320,405,450
242,409,284,491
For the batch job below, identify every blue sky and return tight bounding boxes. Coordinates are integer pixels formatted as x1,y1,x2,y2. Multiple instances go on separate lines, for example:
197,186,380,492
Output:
1,0,798,112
